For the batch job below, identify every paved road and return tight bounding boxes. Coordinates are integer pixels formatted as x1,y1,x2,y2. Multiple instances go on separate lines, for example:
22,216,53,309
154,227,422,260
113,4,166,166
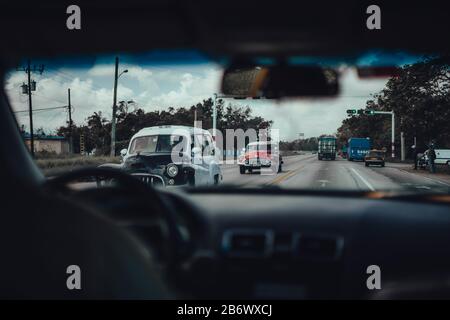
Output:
68,154,450,193
221,154,450,193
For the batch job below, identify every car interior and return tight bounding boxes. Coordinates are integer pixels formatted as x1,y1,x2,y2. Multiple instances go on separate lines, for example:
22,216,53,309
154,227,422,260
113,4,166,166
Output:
2,0,450,300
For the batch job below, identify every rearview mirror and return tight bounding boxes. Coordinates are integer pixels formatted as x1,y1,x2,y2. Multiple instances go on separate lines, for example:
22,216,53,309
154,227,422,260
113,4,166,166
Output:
221,65,339,99
120,148,127,157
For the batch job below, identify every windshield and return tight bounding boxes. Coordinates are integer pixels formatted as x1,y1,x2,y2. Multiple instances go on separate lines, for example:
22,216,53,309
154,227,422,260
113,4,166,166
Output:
129,135,185,154
6,52,450,193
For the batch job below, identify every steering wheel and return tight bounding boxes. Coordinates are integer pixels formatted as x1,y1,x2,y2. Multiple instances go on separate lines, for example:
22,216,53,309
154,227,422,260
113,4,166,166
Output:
45,167,186,266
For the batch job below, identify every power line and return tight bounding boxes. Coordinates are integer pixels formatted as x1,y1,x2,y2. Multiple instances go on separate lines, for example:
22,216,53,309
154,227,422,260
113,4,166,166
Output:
32,92,67,105
14,105,67,114
45,67,105,91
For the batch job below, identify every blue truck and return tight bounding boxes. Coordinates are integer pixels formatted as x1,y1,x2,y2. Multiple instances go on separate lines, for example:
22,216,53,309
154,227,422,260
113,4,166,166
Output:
347,138,371,161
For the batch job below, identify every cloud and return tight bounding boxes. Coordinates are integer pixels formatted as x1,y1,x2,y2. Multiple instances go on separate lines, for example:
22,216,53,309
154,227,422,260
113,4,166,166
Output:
5,69,135,133
150,68,221,108
5,63,387,140
240,68,388,140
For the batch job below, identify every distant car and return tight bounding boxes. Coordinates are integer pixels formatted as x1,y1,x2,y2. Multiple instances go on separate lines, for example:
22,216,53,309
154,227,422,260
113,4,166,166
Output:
238,141,283,174
102,125,222,187
418,149,450,169
364,150,385,167
435,149,450,165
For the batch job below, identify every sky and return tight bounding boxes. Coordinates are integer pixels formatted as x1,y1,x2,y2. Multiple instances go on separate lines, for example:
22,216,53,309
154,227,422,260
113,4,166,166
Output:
5,57,389,141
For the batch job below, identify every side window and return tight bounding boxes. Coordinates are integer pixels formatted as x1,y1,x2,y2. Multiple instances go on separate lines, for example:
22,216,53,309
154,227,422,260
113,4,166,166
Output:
193,134,213,156
203,135,214,156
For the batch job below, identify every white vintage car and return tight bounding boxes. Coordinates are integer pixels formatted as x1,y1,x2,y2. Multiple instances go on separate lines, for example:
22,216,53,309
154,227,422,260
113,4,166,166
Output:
418,149,450,169
102,125,222,187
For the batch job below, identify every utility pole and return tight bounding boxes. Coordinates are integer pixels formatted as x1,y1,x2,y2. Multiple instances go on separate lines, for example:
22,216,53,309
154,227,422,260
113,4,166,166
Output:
17,60,44,157
110,57,128,156
26,60,34,156
110,57,119,156
391,112,395,159
68,88,73,154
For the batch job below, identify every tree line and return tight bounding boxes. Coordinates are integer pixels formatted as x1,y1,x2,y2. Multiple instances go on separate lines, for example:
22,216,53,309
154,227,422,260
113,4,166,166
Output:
279,138,319,151
336,57,450,158
57,98,273,156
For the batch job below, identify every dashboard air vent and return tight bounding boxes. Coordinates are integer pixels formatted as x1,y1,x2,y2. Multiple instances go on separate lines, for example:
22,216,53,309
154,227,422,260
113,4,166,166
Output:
222,229,274,258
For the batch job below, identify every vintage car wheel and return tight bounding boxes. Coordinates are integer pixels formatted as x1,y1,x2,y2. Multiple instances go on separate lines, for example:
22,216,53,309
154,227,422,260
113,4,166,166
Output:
239,165,246,174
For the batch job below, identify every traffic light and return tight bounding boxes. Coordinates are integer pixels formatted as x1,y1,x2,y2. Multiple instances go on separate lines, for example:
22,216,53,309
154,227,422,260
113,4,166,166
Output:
346,109,377,116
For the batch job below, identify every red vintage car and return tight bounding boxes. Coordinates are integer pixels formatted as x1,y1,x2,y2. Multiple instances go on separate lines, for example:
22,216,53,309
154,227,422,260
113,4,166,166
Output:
238,141,283,174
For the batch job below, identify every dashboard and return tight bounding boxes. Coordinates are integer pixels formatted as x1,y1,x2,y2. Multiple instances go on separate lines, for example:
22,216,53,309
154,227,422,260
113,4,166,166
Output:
163,189,450,299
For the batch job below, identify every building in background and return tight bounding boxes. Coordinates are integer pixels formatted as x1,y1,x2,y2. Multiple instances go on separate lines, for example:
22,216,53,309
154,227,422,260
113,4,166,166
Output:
22,132,69,155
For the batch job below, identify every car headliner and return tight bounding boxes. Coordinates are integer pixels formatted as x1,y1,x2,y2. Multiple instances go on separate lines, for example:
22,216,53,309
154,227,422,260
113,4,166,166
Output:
1,1,450,68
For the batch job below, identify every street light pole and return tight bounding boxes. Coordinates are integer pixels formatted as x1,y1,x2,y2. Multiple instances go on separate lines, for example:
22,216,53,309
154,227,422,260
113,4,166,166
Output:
391,112,395,159
372,110,395,158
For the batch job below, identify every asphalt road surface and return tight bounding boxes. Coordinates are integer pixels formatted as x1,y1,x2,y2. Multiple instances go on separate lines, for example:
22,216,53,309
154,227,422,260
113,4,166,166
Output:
221,154,450,193
68,153,450,193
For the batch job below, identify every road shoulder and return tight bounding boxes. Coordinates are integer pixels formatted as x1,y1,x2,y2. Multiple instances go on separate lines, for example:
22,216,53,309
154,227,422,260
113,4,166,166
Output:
388,162,450,186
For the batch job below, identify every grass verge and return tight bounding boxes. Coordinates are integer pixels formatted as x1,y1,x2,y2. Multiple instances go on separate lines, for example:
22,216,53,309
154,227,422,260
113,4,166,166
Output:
36,156,121,177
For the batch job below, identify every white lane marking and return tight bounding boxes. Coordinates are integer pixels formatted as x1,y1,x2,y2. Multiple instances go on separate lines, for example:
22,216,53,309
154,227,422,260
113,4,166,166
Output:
415,185,431,190
350,168,376,191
